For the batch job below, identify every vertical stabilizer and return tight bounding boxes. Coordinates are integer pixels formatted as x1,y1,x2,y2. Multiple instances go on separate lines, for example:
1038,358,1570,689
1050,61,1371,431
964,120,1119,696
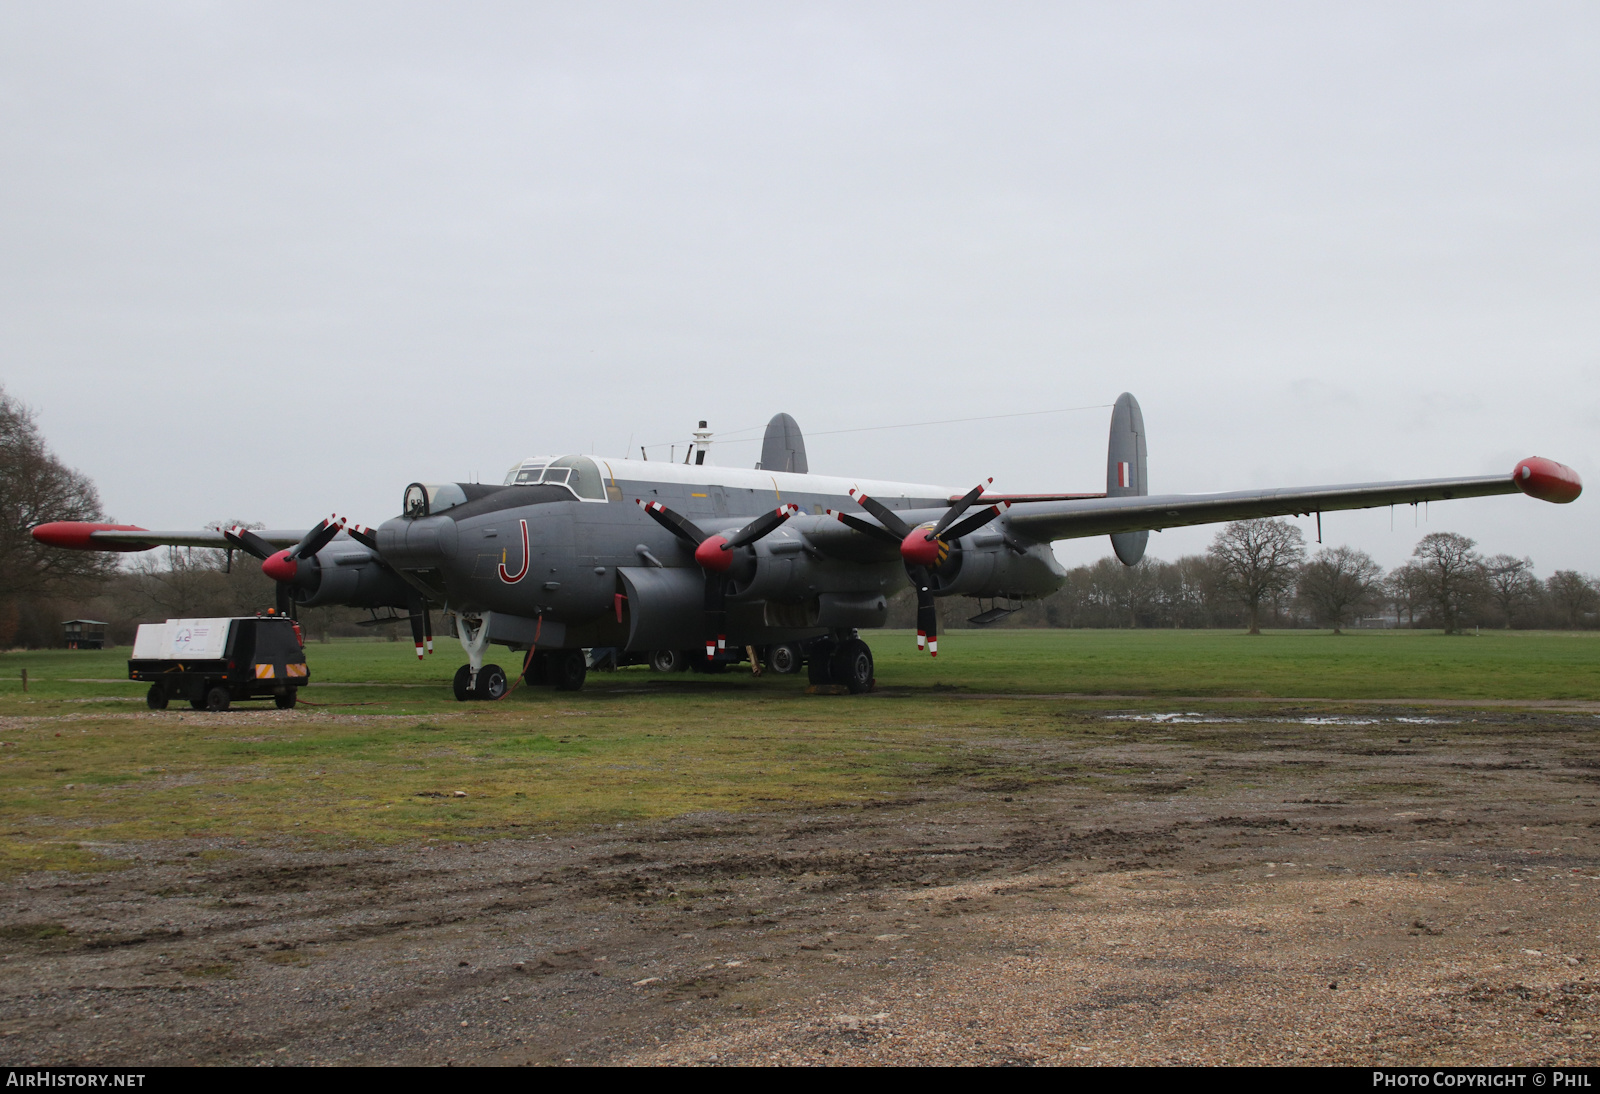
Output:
758,413,808,473
1106,393,1148,565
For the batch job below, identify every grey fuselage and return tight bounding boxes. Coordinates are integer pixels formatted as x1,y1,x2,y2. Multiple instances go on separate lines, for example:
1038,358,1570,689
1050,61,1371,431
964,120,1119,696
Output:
370,456,1066,652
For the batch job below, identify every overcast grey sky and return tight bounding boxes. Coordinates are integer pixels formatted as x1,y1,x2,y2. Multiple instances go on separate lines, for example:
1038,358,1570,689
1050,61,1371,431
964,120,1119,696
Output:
2,2,1595,573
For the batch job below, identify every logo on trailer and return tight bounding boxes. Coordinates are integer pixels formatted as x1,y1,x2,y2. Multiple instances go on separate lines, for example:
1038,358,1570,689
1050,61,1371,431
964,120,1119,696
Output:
498,519,530,584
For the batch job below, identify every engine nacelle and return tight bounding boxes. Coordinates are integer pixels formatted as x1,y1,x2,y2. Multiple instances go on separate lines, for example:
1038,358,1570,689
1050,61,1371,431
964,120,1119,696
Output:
293,542,413,609
728,534,900,603
930,529,1065,600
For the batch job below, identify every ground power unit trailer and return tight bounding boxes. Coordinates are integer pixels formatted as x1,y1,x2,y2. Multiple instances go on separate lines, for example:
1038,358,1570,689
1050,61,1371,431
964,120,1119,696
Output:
130,615,308,711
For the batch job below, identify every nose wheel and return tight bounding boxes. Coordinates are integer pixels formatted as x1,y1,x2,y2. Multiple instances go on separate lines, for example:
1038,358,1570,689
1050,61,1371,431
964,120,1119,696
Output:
454,663,509,701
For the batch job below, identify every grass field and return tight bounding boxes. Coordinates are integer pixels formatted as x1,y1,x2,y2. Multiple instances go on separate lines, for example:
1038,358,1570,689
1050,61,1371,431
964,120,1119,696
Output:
5,626,1598,700
0,628,1594,878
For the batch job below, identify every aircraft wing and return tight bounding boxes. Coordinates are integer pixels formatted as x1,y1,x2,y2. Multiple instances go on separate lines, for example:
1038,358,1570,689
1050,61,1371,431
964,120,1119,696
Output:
1004,467,1556,544
30,523,308,553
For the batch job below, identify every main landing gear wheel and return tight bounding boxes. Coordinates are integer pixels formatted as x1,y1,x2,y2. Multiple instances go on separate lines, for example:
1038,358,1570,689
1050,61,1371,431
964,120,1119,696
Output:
476,664,508,701
204,686,231,712
767,643,802,675
831,638,874,694
274,689,297,710
807,639,836,686
146,685,168,711
648,649,686,673
452,665,474,702
551,649,587,692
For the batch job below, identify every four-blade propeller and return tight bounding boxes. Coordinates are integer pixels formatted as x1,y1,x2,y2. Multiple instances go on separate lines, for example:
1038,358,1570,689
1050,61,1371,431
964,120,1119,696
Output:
831,480,1011,656
224,515,345,618
637,499,800,660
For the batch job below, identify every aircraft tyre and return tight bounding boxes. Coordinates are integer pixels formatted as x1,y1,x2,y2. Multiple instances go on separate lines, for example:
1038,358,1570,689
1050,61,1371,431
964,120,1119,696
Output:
831,638,874,694
476,664,508,701
806,640,836,686
204,686,231,712
523,651,551,686
452,664,474,702
274,689,297,710
767,643,802,675
648,649,685,673
145,684,168,711
552,649,588,691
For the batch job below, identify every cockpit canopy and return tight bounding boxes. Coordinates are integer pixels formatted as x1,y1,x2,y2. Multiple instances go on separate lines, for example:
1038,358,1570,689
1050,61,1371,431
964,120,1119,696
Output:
502,455,607,501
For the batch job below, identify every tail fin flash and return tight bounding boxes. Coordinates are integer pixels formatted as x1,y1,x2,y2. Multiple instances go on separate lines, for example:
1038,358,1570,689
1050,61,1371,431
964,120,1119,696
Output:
1107,392,1149,565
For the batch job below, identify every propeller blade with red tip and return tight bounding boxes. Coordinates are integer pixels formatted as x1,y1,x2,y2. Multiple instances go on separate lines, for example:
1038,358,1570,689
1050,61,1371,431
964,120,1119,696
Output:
910,566,938,656
636,499,709,546
703,572,727,661
726,503,799,549
290,515,345,560
940,500,1012,542
929,479,993,538
848,489,915,540
224,526,277,561
826,508,902,545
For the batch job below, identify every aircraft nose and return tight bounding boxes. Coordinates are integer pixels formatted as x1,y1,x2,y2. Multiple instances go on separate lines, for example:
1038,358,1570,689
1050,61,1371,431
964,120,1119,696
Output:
373,514,459,569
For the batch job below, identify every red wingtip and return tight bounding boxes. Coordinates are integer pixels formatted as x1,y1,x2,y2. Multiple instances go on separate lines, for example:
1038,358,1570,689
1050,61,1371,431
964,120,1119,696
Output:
30,522,153,552
1513,457,1582,504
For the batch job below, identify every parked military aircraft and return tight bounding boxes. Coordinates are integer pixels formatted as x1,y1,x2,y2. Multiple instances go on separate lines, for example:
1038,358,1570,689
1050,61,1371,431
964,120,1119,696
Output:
32,395,1583,698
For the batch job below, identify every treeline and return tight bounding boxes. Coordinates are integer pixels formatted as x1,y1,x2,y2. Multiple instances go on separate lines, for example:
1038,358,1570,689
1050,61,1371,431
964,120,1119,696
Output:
3,383,1594,646
923,520,1599,633
0,384,372,648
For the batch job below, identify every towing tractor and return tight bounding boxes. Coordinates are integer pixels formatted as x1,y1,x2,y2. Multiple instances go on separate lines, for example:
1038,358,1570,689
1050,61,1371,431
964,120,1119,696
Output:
130,615,308,711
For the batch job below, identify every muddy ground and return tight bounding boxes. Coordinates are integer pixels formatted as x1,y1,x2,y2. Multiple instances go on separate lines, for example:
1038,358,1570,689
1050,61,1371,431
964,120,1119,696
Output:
1,702,1598,1066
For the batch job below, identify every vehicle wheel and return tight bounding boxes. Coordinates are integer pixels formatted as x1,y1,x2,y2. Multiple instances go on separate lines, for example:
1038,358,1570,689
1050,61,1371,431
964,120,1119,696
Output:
806,640,836,686
476,664,508,701
831,638,874,694
145,684,168,710
648,649,683,673
452,664,474,702
767,642,802,675
552,649,588,691
204,686,231,712
274,689,297,710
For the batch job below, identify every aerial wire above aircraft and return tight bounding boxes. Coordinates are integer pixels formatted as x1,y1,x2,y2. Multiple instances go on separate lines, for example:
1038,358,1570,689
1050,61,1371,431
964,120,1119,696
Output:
32,395,1583,698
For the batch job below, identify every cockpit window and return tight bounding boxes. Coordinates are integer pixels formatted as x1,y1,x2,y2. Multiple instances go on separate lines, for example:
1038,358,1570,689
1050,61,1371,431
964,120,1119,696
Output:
544,456,606,501
500,455,605,500
506,456,556,486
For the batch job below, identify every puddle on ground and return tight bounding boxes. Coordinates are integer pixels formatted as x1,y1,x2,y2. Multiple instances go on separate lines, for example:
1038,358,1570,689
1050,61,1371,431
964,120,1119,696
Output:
1104,712,1456,726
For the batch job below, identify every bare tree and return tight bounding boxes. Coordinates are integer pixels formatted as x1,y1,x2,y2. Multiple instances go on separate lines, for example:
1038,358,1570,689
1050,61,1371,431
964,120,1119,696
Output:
1484,554,1537,628
1209,519,1307,635
1545,570,1597,629
1297,545,1383,633
1410,532,1486,634
0,387,117,646
1387,563,1427,627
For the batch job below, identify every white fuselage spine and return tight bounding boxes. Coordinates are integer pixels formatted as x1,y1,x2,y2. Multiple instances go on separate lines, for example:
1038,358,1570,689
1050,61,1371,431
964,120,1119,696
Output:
588,456,959,513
